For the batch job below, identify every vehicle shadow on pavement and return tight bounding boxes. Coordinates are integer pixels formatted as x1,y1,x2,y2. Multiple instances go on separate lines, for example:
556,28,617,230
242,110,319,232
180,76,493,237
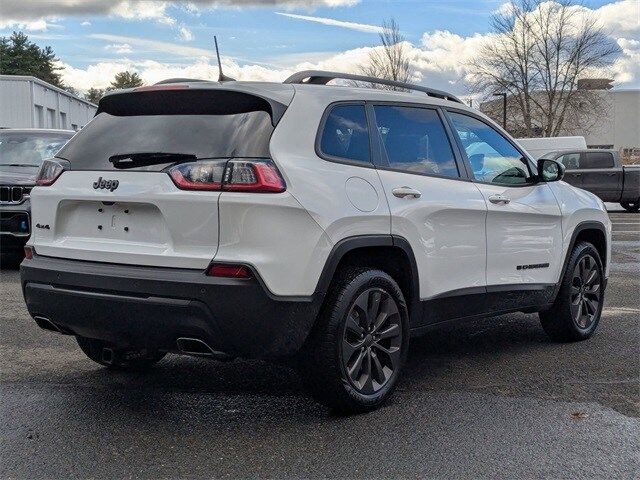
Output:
29,314,568,418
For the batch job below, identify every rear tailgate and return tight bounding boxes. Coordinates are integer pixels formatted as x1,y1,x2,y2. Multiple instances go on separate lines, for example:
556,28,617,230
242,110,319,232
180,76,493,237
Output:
30,170,221,268
28,85,292,268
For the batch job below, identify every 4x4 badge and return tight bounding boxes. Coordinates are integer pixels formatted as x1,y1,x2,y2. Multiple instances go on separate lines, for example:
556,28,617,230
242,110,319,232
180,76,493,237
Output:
93,177,119,192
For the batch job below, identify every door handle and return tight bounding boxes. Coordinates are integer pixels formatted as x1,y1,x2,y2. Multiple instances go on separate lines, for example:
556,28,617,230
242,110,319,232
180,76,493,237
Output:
392,187,421,199
488,194,510,204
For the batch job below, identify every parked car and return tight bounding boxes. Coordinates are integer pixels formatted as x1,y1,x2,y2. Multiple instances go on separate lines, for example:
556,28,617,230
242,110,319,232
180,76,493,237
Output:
0,129,75,265
20,72,611,412
517,136,587,159
541,149,640,212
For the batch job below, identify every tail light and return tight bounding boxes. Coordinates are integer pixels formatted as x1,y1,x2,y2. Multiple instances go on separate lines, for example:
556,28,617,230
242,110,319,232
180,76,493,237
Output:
168,160,226,191
168,159,285,193
206,263,253,278
36,159,67,186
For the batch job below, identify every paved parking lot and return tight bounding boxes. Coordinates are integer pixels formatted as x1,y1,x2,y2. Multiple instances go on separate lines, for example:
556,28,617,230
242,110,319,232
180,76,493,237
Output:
1,209,638,479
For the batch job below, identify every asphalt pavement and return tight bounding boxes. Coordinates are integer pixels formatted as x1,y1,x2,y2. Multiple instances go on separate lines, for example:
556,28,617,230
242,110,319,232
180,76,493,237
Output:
1,208,638,479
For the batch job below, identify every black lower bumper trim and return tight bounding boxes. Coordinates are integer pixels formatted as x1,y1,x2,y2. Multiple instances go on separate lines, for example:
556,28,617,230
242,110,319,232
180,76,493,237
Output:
21,255,321,358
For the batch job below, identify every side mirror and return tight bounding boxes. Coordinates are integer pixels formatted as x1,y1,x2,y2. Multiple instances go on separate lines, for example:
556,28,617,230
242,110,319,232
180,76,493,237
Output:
537,158,565,182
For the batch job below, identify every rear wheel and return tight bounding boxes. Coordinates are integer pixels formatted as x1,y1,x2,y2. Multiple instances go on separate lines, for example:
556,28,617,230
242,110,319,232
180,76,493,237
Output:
620,201,639,212
76,336,166,370
299,267,409,413
539,242,604,342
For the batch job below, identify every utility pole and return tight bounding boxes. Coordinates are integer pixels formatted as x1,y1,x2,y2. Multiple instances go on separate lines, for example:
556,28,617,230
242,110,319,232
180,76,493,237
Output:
493,92,507,130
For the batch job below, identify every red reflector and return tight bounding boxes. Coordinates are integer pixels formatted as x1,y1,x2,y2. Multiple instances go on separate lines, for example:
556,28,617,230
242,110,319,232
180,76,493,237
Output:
134,84,190,92
24,246,35,259
206,264,252,278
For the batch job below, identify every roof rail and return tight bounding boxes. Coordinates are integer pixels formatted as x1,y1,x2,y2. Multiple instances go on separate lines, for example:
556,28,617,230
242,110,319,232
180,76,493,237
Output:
283,70,463,104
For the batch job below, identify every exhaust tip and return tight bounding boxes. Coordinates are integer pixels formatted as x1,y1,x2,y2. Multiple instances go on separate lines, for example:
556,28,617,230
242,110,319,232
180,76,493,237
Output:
176,337,233,360
34,316,70,335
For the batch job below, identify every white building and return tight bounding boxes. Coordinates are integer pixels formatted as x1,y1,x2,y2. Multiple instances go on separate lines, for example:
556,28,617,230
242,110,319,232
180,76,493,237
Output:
481,88,640,162
0,75,97,131
569,89,639,157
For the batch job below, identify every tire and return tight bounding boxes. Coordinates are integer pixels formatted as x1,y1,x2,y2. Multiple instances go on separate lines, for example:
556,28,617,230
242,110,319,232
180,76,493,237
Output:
539,242,605,342
298,267,409,414
620,201,640,213
76,336,166,371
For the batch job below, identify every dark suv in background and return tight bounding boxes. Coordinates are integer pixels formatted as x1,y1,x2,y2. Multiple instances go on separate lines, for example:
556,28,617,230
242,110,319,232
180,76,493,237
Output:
0,129,74,265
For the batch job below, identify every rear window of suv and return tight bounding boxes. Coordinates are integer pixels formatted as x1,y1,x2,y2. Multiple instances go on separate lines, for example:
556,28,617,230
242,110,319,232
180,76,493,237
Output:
56,89,280,171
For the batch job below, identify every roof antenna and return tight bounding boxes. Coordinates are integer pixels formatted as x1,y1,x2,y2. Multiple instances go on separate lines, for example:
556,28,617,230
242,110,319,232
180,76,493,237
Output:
214,36,235,82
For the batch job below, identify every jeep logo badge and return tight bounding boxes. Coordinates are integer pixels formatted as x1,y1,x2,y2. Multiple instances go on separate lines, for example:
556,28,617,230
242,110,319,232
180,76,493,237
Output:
93,177,119,192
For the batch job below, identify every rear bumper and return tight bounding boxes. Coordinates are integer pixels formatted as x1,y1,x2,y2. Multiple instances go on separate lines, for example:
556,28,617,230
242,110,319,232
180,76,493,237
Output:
20,255,321,358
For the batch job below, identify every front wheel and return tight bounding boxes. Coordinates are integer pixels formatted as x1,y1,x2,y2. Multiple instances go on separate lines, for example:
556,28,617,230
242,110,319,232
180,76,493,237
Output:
76,337,166,370
539,242,604,342
620,201,640,213
298,267,409,413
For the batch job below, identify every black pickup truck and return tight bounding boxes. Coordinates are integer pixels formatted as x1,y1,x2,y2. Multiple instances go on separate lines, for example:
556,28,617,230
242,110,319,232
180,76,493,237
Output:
542,149,640,212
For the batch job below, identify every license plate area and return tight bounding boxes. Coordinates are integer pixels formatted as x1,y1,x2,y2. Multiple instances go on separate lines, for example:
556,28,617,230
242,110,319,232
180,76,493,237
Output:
56,200,169,245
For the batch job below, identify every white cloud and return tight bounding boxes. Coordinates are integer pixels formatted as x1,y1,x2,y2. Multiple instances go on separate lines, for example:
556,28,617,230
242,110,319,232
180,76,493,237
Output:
80,21,92,27
0,19,49,31
178,26,194,41
275,12,383,33
592,0,640,34
110,1,176,26
105,43,133,54
0,1,360,23
611,38,640,84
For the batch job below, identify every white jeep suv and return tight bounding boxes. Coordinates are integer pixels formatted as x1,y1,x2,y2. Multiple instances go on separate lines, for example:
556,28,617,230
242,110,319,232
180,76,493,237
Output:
21,71,611,412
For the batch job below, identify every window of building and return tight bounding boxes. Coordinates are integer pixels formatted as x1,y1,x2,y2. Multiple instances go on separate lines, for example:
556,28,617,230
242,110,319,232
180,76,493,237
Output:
319,105,371,164
373,105,459,177
60,112,67,129
47,108,57,129
34,105,44,128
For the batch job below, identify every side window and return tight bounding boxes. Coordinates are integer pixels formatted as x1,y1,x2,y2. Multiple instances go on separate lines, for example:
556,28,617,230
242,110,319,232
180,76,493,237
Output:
557,153,581,169
319,105,370,164
582,152,614,169
448,112,533,185
372,105,459,177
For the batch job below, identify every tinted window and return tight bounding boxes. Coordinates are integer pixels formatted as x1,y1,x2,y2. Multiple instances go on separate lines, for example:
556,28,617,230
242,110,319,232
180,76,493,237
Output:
57,111,274,171
373,106,458,177
556,153,581,169
449,112,532,185
0,132,72,167
582,152,614,169
319,105,370,164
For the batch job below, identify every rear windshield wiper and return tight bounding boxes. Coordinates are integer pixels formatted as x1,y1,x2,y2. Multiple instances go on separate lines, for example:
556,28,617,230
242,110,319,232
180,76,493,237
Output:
109,152,197,169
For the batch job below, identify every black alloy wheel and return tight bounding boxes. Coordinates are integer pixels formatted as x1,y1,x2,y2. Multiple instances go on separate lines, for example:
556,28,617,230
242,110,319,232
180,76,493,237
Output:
341,288,402,395
570,254,602,330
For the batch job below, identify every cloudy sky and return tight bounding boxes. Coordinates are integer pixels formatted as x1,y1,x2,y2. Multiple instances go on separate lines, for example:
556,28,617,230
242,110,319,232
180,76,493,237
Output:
0,0,638,99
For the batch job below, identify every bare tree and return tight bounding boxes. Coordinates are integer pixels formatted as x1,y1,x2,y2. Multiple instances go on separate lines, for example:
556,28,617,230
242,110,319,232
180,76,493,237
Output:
471,0,620,136
360,19,413,90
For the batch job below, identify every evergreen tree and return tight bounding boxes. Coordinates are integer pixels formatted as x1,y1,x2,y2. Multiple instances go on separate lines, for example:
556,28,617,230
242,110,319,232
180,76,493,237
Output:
0,31,65,88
